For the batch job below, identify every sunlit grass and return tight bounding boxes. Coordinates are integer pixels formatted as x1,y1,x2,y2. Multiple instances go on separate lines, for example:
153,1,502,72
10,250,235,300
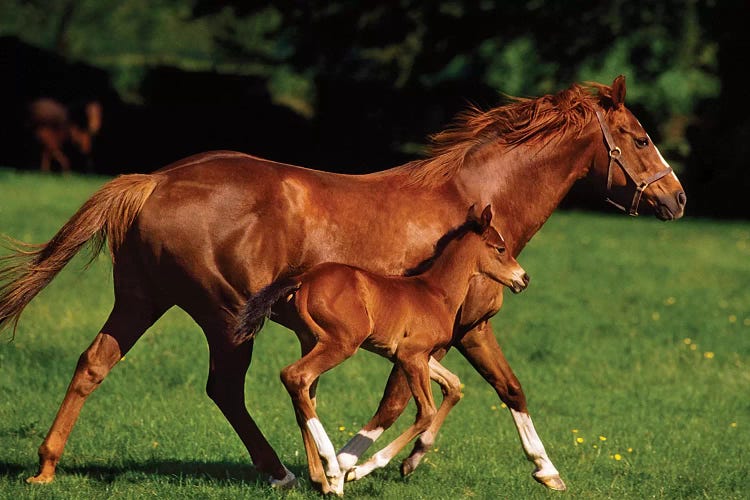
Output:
0,170,747,499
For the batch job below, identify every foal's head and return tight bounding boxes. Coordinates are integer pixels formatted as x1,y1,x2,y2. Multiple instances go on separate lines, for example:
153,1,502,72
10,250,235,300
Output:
470,205,529,294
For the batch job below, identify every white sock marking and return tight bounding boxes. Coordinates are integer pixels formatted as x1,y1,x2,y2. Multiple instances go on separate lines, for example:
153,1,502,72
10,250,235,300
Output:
306,418,341,476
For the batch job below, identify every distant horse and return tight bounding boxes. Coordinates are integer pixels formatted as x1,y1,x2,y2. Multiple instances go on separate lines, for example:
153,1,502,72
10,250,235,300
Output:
0,76,685,493
27,98,102,172
236,205,528,494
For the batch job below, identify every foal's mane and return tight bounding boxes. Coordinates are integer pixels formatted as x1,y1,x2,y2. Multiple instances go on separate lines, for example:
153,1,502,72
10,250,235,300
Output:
398,81,613,187
403,218,484,277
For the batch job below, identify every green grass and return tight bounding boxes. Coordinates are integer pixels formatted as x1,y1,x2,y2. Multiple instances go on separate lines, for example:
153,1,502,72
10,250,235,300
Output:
0,169,748,499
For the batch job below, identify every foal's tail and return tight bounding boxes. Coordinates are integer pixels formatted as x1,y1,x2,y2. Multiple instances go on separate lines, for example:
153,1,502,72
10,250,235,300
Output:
0,174,159,335
235,276,301,344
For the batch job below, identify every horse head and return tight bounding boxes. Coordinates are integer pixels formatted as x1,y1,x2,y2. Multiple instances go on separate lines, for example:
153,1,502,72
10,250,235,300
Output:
590,75,686,220
472,205,529,294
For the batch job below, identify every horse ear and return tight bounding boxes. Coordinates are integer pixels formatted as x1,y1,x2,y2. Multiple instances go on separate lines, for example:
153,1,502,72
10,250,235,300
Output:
611,75,626,108
480,204,493,229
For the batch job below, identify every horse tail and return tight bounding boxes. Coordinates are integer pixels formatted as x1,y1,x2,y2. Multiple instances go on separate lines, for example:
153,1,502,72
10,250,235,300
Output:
0,174,159,335
235,276,301,344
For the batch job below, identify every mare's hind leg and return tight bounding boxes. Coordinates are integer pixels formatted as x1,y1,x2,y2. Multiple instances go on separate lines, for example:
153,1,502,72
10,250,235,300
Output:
456,321,565,491
27,296,166,484
204,329,295,488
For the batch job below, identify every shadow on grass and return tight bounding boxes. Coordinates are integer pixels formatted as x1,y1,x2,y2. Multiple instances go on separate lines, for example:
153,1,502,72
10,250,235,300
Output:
0,459,306,487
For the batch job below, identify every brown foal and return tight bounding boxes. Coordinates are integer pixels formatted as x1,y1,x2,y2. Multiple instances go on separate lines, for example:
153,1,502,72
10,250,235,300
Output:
236,205,528,495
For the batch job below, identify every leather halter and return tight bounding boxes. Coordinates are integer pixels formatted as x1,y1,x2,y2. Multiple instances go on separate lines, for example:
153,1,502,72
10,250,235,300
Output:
595,109,673,216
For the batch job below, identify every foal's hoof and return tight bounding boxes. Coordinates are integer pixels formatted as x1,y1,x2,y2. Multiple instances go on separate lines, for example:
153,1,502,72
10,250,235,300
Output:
400,458,417,477
328,475,345,497
26,474,54,485
533,472,567,491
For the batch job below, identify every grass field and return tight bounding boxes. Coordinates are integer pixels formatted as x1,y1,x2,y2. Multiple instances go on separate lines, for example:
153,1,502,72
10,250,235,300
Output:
0,169,747,499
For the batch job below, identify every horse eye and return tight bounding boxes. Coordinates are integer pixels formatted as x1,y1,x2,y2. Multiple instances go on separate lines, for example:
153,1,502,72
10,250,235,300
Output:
634,137,649,149
496,246,506,254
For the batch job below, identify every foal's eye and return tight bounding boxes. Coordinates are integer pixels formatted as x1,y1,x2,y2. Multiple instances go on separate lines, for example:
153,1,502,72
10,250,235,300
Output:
634,137,649,149
496,246,506,255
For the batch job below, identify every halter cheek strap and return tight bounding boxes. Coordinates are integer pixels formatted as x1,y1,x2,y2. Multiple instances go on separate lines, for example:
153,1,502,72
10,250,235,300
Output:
595,109,673,216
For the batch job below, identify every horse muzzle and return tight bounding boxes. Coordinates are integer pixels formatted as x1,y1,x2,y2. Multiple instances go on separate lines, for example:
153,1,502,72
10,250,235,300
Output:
652,190,687,221
510,272,530,294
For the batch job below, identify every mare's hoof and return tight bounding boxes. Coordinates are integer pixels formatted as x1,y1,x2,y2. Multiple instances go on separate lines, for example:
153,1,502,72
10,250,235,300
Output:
344,468,358,483
269,467,298,490
533,472,567,491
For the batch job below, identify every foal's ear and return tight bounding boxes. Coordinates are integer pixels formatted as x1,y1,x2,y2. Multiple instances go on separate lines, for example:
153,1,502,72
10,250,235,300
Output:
480,204,493,229
611,75,626,109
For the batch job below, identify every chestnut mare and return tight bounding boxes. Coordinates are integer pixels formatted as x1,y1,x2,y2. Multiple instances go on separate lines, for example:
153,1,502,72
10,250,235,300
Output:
0,76,685,493
236,205,527,495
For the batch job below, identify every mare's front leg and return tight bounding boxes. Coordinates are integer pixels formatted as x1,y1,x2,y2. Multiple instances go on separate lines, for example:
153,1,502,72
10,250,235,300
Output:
455,321,566,491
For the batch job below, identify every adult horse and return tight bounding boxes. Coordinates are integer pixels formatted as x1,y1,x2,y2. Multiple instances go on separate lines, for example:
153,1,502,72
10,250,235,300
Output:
0,76,685,493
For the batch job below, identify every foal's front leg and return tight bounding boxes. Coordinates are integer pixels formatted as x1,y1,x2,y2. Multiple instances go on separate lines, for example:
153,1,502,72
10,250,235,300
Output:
346,353,439,481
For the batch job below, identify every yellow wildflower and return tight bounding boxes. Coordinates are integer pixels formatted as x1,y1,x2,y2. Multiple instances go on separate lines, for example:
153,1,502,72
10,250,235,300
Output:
704,351,715,359
576,437,584,444
614,453,622,461
599,435,607,441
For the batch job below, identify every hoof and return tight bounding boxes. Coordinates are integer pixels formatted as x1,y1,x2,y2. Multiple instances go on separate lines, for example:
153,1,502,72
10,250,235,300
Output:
328,475,344,496
344,468,358,483
533,472,567,491
400,458,416,477
26,474,54,485
269,467,298,490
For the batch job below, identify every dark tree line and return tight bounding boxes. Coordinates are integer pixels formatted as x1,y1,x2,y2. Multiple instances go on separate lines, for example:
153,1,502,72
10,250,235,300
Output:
0,1,747,216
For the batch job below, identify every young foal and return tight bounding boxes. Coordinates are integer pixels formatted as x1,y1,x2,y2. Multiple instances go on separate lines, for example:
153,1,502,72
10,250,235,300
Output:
236,205,529,495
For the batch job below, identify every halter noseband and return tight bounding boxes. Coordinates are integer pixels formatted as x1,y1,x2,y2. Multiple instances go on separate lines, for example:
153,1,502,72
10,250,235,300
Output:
595,109,673,216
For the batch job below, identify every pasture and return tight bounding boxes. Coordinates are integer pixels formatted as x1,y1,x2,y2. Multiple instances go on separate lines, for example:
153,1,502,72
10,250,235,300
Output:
0,169,747,499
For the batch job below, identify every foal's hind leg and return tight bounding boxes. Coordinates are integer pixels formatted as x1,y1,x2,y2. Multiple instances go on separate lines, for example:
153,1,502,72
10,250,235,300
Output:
27,297,165,484
204,329,295,488
281,339,359,496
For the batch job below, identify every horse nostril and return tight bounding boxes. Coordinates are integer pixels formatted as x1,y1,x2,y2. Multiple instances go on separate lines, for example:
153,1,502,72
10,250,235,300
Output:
522,273,530,286
677,191,687,207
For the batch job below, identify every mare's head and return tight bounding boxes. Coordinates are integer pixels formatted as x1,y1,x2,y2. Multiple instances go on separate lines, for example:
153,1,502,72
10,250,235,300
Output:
471,205,529,294
589,76,686,220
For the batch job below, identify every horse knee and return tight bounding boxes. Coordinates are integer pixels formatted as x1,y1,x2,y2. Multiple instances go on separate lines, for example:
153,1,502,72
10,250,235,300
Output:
499,378,527,411
71,349,113,396
440,372,463,406
414,406,437,433
280,365,312,400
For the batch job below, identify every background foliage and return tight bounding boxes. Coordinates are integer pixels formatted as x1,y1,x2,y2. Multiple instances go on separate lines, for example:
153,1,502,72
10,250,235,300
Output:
2,0,747,215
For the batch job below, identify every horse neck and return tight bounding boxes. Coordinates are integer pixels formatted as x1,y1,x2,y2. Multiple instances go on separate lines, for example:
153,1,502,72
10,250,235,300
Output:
454,123,599,256
417,233,481,313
